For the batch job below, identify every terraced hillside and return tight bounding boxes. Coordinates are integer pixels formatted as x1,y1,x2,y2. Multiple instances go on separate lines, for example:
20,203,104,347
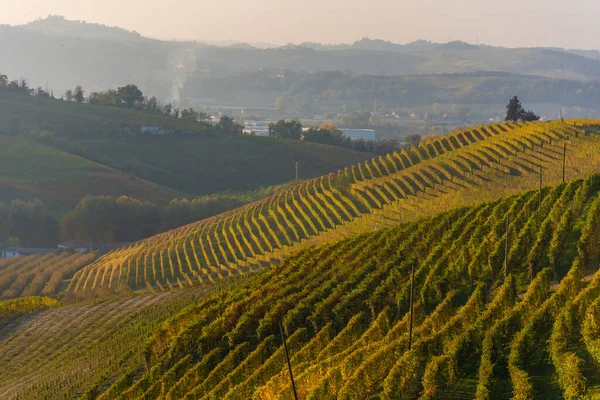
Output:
68,120,600,296
11,173,596,399
0,286,209,399
0,251,96,300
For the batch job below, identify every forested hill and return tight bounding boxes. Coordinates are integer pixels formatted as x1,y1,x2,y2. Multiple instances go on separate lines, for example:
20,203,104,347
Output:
5,16,600,100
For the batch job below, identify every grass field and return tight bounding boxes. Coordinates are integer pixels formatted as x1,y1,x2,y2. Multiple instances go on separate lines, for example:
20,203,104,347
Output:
50,135,374,195
0,135,177,210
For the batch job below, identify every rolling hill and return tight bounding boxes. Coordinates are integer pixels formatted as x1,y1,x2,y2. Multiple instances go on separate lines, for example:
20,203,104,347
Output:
0,135,176,210
5,16,600,104
0,90,373,209
3,172,600,398
66,120,600,296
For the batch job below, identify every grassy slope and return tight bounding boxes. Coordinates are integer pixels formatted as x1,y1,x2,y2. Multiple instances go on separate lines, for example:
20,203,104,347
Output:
3,175,600,399
51,135,374,195
0,90,373,206
0,135,176,210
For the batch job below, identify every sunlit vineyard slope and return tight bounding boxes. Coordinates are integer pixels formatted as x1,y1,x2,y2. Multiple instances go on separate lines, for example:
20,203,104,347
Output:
0,251,96,300
0,286,209,399
74,173,600,399
68,120,600,296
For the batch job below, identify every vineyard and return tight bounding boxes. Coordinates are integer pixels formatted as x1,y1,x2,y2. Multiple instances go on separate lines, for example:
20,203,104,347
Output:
0,286,210,399
0,252,97,300
81,173,600,399
67,120,600,296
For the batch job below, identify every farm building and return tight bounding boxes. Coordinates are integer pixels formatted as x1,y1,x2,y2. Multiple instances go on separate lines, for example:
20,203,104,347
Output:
1,248,60,259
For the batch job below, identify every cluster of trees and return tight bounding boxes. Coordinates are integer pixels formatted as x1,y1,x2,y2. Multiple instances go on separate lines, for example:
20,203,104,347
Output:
505,96,540,122
0,73,51,97
0,200,58,247
59,195,161,243
60,186,286,243
1,189,281,247
267,119,402,155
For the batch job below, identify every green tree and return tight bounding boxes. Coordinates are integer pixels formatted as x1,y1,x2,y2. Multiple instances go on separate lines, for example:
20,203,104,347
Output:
74,86,85,103
181,108,199,121
117,84,143,108
505,96,524,122
521,110,540,122
405,134,422,148
64,89,73,102
268,120,303,139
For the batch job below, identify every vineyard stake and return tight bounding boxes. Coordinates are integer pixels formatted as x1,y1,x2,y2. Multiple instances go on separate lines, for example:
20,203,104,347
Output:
279,321,298,400
408,263,415,351
563,143,567,184
539,165,543,208
295,161,299,181
504,215,510,279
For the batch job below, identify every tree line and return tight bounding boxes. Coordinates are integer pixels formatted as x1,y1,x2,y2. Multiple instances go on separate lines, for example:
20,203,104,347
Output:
1,185,291,248
0,73,244,136
0,200,58,248
266,119,412,155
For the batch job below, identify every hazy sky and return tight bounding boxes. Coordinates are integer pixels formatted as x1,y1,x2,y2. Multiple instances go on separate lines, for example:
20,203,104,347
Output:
1,0,599,49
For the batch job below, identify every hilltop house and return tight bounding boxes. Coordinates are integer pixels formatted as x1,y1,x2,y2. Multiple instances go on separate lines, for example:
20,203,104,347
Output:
1,247,60,259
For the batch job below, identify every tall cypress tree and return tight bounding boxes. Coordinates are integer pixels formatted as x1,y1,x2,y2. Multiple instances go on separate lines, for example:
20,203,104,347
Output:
505,96,524,122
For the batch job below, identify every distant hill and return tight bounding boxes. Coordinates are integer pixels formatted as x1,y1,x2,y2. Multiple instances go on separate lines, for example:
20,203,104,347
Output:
17,15,143,41
4,16,600,102
180,70,600,119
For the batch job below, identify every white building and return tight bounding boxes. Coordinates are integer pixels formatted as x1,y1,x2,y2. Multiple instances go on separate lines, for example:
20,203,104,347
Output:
243,121,271,137
1,248,60,259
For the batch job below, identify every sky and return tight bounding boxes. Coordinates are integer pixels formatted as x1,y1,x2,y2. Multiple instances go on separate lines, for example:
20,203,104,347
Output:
1,0,599,49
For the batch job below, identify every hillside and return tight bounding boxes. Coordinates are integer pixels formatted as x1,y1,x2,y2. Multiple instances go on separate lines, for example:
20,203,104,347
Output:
181,70,600,117
66,120,600,296
0,91,372,206
0,90,215,138
3,173,600,398
0,135,175,210
49,136,373,196
0,287,209,399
